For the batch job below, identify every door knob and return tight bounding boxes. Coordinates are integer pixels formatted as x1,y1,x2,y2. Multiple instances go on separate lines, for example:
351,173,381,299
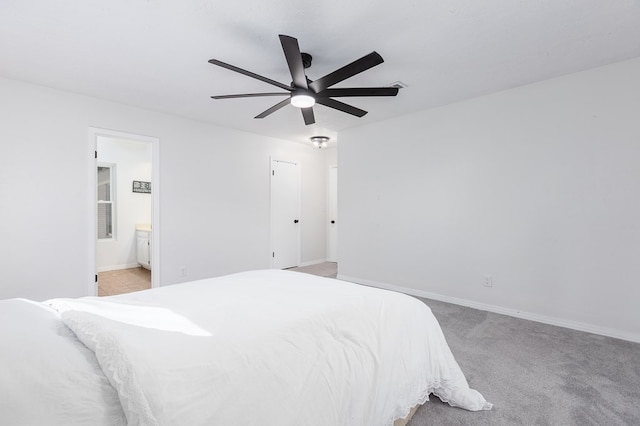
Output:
294,219,299,223
331,220,335,224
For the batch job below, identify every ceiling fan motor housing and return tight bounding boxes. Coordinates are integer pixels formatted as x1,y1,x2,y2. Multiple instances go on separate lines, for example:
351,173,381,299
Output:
301,52,312,69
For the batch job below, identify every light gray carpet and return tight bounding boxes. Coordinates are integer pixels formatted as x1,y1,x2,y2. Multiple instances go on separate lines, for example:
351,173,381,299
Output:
290,263,640,425
287,262,338,278
410,298,640,425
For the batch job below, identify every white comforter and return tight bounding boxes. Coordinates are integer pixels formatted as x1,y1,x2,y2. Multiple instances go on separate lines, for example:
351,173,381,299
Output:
46,270,490,426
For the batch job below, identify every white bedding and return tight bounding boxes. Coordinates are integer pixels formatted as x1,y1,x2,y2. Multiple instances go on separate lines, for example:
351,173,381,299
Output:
44,269,491,426
0,299,126,425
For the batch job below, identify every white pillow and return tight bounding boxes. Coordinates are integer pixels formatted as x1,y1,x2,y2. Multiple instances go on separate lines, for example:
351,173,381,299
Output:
0,299,126,426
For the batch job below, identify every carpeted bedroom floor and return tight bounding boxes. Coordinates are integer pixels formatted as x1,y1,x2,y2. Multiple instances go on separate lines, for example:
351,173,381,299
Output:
286,262,338,278
410,298,640,425
291,262,640,425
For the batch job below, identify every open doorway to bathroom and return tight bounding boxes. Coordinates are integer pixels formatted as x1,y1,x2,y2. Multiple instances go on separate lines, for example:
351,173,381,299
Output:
89,128,159,296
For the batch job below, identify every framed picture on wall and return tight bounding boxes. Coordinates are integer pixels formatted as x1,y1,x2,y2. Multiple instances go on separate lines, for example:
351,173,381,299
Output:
132,181,151,193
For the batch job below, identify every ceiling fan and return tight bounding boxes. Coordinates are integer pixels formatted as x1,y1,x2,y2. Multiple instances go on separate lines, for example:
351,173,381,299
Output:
208,34,399,126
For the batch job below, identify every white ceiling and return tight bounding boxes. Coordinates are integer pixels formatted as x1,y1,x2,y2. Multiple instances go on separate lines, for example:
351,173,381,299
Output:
1,0,640,145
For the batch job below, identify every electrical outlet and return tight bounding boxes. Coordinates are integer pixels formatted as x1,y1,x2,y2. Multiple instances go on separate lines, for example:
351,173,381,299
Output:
179,267,187,277
483,275,493,287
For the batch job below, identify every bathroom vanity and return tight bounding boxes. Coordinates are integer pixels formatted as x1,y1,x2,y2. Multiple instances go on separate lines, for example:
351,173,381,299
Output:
136,224,151,270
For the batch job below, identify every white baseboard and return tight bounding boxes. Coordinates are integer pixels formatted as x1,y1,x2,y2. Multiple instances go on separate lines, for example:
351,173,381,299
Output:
337,274,640,344
97,263,140,273
299,258,328,267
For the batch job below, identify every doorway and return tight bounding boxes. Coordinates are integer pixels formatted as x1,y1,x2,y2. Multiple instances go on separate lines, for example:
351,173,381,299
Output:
270,159,300,269
88,128,160,296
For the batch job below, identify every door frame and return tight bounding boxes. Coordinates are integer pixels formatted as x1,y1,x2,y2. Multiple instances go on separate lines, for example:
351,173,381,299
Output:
88,127,160,296
269,157,301,269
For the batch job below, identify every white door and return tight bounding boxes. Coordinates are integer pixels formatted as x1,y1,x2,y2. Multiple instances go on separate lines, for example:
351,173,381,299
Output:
328,165,338,262
271,159,300,269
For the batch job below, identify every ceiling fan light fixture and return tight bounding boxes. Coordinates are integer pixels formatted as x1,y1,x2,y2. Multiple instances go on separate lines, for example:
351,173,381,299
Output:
209,34,398,126
291,92,315,108
310,136,329,149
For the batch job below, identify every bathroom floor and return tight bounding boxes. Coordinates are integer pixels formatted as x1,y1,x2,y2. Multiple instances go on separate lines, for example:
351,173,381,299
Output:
98,267,151,296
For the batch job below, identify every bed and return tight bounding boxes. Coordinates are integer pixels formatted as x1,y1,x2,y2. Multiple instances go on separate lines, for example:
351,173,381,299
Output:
0,269,491,425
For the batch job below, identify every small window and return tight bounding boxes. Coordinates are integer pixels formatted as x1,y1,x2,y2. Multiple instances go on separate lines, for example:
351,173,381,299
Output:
97,164,116,239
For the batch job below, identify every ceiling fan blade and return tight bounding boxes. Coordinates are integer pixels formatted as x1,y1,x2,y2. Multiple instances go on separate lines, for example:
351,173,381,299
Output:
317,87,399,98
211,93,290,99
279,35,308,89
208,59,292,91
255,98,291,119
316,98,367,117
308,52,384,93
301,107,315,125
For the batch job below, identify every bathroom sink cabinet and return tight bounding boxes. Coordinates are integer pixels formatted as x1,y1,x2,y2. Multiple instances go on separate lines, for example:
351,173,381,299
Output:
136,230,151,270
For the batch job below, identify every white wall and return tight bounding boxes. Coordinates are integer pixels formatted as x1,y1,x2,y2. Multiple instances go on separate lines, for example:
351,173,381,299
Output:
96,136,152,271
338,57,640,342
324,146,337,168
0,76,328,301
